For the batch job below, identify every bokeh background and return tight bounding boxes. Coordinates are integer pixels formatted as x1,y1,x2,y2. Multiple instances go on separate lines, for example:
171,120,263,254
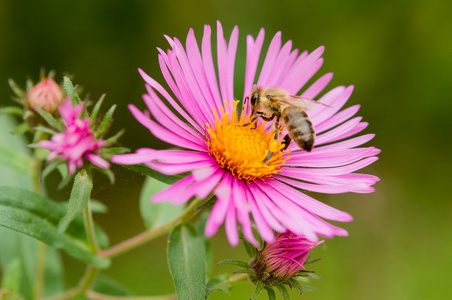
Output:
1,0,451,299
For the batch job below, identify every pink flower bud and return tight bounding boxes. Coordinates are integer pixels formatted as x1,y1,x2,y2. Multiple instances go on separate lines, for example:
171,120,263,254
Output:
27,77,63,113
258,232,322,280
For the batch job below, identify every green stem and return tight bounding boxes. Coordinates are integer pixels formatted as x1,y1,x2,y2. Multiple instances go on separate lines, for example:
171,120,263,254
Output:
98,196,208,258
31,151,47,299
85,290,177,300
77,266,101,293
34,241,47,299
84,200,99,253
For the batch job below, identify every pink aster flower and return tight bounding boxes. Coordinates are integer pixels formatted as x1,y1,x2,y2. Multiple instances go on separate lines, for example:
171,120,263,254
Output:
259,231,322,280
112,21,380,246
38,98,110,173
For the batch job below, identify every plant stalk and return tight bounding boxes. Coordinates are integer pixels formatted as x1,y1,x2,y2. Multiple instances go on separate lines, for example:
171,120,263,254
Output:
99,196,207,258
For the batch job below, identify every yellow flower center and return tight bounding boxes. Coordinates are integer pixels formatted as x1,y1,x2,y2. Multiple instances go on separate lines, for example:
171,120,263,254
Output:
206,101,290,181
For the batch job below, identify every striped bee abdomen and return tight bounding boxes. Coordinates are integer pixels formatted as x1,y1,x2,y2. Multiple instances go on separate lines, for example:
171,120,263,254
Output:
282,106,315,152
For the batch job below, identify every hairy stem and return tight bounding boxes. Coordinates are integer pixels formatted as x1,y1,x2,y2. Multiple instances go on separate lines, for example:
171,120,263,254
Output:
98,196,208,258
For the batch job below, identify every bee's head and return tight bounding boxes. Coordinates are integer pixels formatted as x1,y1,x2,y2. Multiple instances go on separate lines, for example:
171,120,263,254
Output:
248,86,260,114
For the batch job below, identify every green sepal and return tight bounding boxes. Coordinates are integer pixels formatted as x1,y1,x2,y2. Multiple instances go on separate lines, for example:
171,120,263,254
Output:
35,108,64,132
90,94,106,122
33,126,58,136
57,164,75,190
0,106,24,116
94,166,115,184
241,236,258,258
63,77,81,104
206,274,232,298
216,259,250,268
8,79,26,98
41,159,64,181
167,223,206,300
232,268,255,275
95,104,116,138
103,129,125,146
194,195,217,211
98,147,129,156
290,278,304,295
250,281,264,299
58,170,93,234
121,164,183,185
0,186,110,268
265,287,276,300
276,283,290,299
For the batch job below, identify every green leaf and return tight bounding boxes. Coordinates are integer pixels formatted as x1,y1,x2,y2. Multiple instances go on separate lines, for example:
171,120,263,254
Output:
139,177,184,229
90,200,108,214
196,212,213,277
265,287,276,300
92,275,133,296
217,259,250,268
0,106,24,116
0,115,33,183
250,281,264,299
0,114,65,297
95,104,116,138
0,144,32,176
43,245,65,295
167,223,206,300
35,108,64,132
1,257,21,293
63,77,81,104
0,186,110,268
121,164,183,185
206,274,232,298
58,170,93,234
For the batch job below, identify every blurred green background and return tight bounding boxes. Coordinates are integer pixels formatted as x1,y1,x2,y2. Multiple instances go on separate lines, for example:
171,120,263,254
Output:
1,0,451,299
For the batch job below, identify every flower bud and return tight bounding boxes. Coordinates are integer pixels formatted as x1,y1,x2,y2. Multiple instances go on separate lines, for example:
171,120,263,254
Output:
27,77,63,113
251,232,322,283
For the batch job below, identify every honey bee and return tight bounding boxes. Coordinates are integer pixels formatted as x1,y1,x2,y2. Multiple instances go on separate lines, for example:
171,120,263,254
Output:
244,86,329,161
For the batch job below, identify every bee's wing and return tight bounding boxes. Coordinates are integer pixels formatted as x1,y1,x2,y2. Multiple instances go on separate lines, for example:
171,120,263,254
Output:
272,95,332,110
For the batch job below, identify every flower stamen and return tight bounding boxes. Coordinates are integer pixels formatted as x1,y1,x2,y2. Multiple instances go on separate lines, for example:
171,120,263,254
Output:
206,101,290,181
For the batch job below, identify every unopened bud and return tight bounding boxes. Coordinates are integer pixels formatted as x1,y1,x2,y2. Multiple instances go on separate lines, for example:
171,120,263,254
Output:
251,232,322,283
27,77,63,113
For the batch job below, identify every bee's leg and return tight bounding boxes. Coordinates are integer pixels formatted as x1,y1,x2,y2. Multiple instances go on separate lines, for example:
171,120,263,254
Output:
241,112,274,128
241,114,259,127
282,134,291,151
273,117,280,140
263,151,273,163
